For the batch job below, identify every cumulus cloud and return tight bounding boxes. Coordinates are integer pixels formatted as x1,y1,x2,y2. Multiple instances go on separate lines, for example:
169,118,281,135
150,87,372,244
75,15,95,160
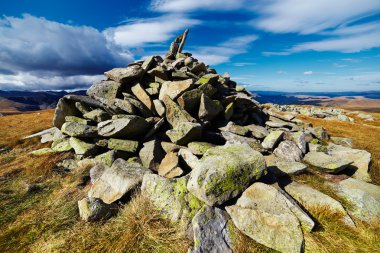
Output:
104,14,200,47
192,35,258,65
151,0,246,12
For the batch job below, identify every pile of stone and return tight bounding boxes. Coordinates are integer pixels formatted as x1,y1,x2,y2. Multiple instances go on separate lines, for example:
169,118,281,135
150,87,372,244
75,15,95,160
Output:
29,30,380,253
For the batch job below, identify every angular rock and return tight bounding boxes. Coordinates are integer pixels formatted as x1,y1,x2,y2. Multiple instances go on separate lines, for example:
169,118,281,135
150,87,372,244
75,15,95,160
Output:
224,102,234,121
330,137,353,147
245,124,268,139
195,73,219,85
289,131,308,154
97,116,149,138
265,156,307,176
30,148,56,156
226,183,304,253
330,178,380,223
158,152,184,178
166,122,202,146
178,148,200,170
78,197,118,222
274,140,303,162
187,143,266,206
153,99,165,117
139,140,165,171
113,98,136,114
303,151,353,173
104,65,144,84
107,139,139,152
87,80,122,102
177,83,217,113
65,116,91,125
90,164,106,184
221,131,264,152
69,137,98,156
53,97,80,128
61,122,98,138
88,159,151,204
94,150,118,167
187,141,215,155
261,130,284,150
51,138,72,152
158,79,194,100
198,94,223,121
189,206,233,253
327,143,372,182
131,83,156,113
219,122,249,136
285,181,355,227
83,108,110,123
311,126,329,140
162,96,196,128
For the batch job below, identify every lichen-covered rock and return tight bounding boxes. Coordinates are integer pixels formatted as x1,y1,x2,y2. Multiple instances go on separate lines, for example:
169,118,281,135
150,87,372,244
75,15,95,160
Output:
104,65,144,84
198,94,223,121
166,122,202,146
311,126,329,140
78,197,118,222
265,156,307,176
289,131,308,154
177,83,217,113
30,148,56,156
69,137,98,156
131,83,156,113
195,73,219,85
51,138,72,152
53,97,80,128
245,124,268,139
327,143,371,182
83,108,111,122
159,79,194,100
162,96,196,128
88,159,151,204
87,80,122,102
89,164,106,184
221,131,264,152
158,152,184,178
187,142,215,155
141,174,204,225
303,151,353,173
97,116,149,138
226,183,304,253
329,178,380,223
189,206,233,253
219,122,249,136
65,116,91,125
94,150,118,167
273,140,303,162
187,143,266,206
61,122,98,138
261,130,284,150
107,139,139,152
330,137,353,147
139,140,165,171
285,181,355,227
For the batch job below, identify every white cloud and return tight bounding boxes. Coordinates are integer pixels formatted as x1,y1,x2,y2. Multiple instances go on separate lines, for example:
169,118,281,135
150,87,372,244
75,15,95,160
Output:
151,0,245,12
277,70,287,75
333,63,347,68
104,15,200,47
252,0,380,34
192,35,258,65
303,71,313,75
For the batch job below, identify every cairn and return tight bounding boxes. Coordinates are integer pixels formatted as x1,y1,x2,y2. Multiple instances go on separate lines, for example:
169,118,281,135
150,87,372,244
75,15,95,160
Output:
29,29,379,253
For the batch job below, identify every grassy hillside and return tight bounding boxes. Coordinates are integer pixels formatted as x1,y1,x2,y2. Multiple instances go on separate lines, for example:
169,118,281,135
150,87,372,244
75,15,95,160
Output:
0,110,379,252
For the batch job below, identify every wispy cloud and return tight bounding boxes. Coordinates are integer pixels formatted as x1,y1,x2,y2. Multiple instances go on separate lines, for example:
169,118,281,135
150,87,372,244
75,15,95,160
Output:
151,0,246,12
303,71,313,75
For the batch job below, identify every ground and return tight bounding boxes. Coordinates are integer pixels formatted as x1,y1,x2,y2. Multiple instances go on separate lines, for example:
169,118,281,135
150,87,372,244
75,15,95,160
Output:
0,109,379,252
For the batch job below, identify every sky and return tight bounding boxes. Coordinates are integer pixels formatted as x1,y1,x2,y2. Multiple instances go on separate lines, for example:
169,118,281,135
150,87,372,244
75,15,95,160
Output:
0,0,380,92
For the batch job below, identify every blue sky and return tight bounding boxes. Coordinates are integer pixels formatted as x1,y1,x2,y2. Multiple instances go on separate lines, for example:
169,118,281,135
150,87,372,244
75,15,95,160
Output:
0,0,380,92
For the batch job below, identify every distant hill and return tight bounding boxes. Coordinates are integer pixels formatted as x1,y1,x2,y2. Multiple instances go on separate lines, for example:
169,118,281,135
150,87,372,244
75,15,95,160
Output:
0,90,86,115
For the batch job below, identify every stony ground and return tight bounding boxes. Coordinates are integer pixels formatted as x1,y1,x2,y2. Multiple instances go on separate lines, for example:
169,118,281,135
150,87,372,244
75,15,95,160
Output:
0,109,379,253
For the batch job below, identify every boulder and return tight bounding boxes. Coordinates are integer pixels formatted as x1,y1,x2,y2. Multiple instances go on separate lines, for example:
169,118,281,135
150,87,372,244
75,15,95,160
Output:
273,140,303,162
178,148,200,170
187,143,266,206
303,151,353,173
78,197,118,222
139,140,165,171
195,73,219,85
162,96,196,128
51,138,72,152
177,83,217,113
61,122,98,138
88,159,151,204
131,83,156,113
158,152,184,178
166,122,202,146
158,79,194,100
261,130,284,150
90,164,107,184
87,80,122,102
69,137,98,156
330,137,353,147
83,109,110,122
153,99,165,117
226,183,304,253
94,150,118,167
221,131,264,152
245,124,268,139
198,94,223,121
289,131,308,154
53,97,80,128
97,116,149,138
219,122,249,136
107,139,139,152
187,142,215,155
265,156,307,176
189,206,233,253
104,65,144,84
65,116,91,125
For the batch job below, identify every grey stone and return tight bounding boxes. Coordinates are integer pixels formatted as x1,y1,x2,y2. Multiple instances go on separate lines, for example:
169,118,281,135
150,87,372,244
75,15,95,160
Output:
159,79,194,100
107,139,139,152
303,151,353,173
245,124,268,139
78,197,118,222
158,152,184,178
61,122,98,138
274,140,303,162
83,108,111,123
187,142,215,155
139,140,165,171
53,97,80,128
153,99,165,117
131,83,156,114
97,116,149,138
219,122,249,136
94,150,118,167
51,138,72,152
198,94,223,121
104,65,144,84
87,80,122,102
166,122,202,146
330,137,353,147
177,83,217,113
162,96,196,128
261,130,284,150
90,164,107,184
69,137,98,156
88,159,151,204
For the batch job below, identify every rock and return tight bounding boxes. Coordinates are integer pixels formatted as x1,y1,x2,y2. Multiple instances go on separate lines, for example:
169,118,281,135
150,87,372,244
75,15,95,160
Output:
224,102,234,121
153,99,165,117
97,116,149,138
261,130,284,150
219,122,249,136
221,131,264,152
189,206,233,253
158,79,194,100
51,138,72,152
330,178,380,223
87,80,122,102
113,98,136,115
83,109,110,122
311,126,329,140
177,83,217,113
141,174,204,224
226,183,304,253
104,65,144,84
304,151,353,173
69,137,98,156
75,102,92,114
88,159,151,204
143,118,165,140
195,73,219,85
198,94,223,121
147,66,168,80
94,150,118,167
178,148,200,170
55,159,78,172
245,124,268,139
53,97,80,128
65,116,91,125
166,122,202,146
187,142,215,155
107,139,139,152
187,143,266,206
162,96,196,128
139,140,165,171
285,181,355,227
158,152,184,178
61,122,98,138
289,131,308,154
30,148,56,155
357,113,374,121
131,83,156,113
89,164,106,184
265,156,308,176
327,144,372,182
78,197,118,222
330,137,353,147
274,140,303,162
265,119,294,129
